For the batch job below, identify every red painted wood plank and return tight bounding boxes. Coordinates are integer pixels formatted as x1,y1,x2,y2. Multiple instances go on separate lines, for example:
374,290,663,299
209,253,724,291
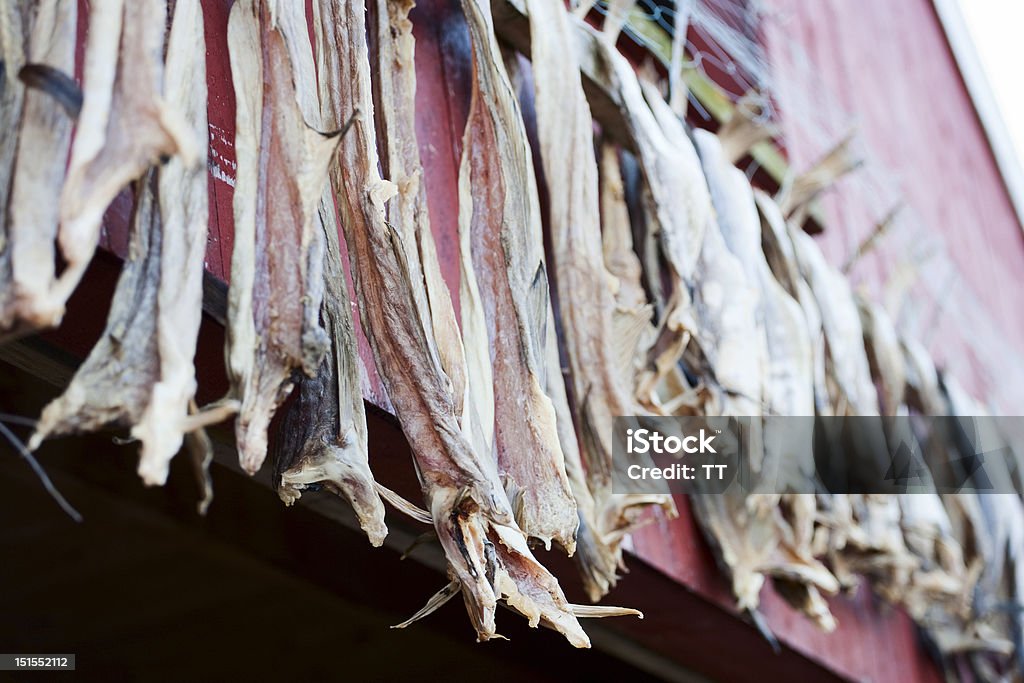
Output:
763,0,1024,406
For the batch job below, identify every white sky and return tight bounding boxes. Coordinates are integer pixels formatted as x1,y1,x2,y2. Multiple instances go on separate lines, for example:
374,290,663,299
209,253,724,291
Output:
957,0,1024,168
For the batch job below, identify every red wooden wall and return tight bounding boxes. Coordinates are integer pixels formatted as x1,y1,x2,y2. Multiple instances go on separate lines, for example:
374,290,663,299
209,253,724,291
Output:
762,0,1024,410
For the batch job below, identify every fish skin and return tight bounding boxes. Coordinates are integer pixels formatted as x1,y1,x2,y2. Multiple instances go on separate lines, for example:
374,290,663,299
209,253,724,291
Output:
225,0,338,476
527,0,677,593
459,0,578,553
314,0,589,646
28,1,213,504
30,171,163,450
55,0,193,316
689,129,836,627
1,0,77,340
132,0,211,488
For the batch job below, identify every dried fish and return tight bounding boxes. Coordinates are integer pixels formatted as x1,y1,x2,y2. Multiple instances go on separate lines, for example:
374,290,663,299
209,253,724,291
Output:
2,0,77,339
314,0,597,646
29,171,163,449
374,0,465,411
789,228,878,416
944,384,1023,668
527,0,673,597
600,145,655,380
265,0,387,547
55,0,194,317
628,78,719,409
225,0,338,475
459,0,577,552
902,336,949,416
542,308,619,602
576,20,708,373
131,0,215,488
601,0,636,44
857,298,906,417
0,0,28,196
273,263,388,546
756,188,834,423
0,1,30,266
29,1,213,502
692,129,836,628
683,215,774,611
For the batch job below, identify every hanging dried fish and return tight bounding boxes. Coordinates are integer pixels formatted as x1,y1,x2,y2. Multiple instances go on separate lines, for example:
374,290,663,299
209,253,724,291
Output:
683,217,774,611
600,145,655,380
789,228,878,416
902,336,950,416
692,128,768,419
755,191,861,596
525,0,673,595
0,1,30,270
627,78,717,408
130,0,218,489
756,190,832,416
542,309,620,602
313,0,618,647
374,0,465,409
263,0,386,546
30,172,164,447
1,0,77,340
691,128,837,629
0,0,28,192
225,0,339,475
575,20,708,392
273,257,388,546
55,0,195,318
857,298,906,417
601,0,636,44
458,0,577,553
28,1,214,506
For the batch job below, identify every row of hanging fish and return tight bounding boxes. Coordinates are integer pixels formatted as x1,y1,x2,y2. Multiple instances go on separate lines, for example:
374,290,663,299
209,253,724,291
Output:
1,0,1021,675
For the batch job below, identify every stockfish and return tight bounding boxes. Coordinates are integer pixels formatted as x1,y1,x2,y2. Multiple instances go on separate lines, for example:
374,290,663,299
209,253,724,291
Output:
130,0,218,489
314,0,613,646
55,0,194,320
857,298,906,417
526,0,675,597
29,1,215,507
225,0,339,475
270,0,387,546
692,128,837,628
575,19,708,393
458,0,577,552
1,0,77,339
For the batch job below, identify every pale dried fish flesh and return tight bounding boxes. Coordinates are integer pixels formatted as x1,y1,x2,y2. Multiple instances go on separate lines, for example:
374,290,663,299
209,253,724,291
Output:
459,0,577,552
314,0,592,646
55,0,194,315
2,0,77,339
225,0,338,475
790,228,878,415
857,298,905,416
131,0,214,487
30,171,164,447
691,129,836,628
265,0,387,547
527,0,673,597
29,2,211,499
